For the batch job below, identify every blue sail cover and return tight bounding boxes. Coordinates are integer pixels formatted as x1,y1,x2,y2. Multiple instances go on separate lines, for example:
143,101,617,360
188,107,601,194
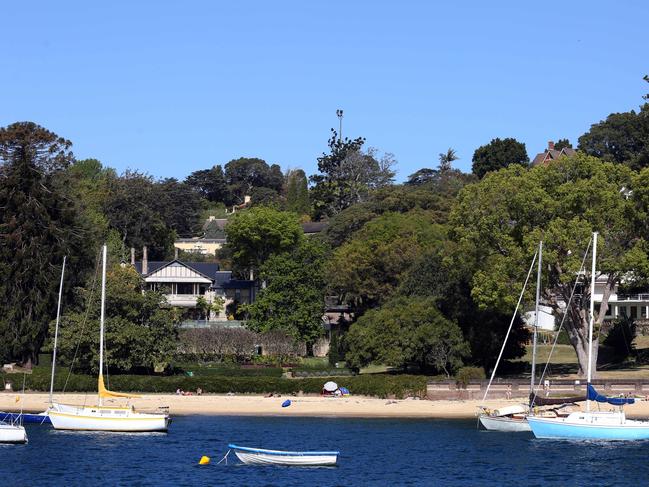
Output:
587,384,635,406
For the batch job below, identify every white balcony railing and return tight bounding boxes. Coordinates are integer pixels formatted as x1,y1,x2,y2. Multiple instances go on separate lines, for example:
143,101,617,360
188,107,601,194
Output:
165,294,200,307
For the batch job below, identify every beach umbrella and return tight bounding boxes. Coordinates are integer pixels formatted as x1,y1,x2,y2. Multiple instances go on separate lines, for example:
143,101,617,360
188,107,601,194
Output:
323,381,338,392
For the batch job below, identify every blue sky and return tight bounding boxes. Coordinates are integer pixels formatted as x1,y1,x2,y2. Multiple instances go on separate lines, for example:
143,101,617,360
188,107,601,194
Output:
1,1,647,181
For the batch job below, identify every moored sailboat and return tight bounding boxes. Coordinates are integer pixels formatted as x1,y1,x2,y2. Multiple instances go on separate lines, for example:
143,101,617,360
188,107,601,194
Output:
527,232,649,440
48,245,170,432
479,242,542,432
0,421,27,444
479,241,586,432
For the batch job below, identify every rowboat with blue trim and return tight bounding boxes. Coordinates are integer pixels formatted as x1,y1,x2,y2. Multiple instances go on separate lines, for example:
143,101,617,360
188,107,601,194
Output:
228,444,339,466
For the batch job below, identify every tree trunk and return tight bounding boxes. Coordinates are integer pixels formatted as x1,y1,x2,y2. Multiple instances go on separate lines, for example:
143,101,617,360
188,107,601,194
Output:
556,273,615,378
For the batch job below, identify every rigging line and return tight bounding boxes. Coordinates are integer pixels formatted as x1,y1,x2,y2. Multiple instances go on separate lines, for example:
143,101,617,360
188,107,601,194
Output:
531,237,592,405
481,249,538,403
18,373,26,427
62,248,101,394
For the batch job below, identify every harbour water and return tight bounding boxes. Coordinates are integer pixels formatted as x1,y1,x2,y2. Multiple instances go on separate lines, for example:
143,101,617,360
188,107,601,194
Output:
4,415,649,486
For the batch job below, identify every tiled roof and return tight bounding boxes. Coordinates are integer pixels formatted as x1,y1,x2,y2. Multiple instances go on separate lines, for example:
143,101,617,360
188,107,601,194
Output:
531,146,577,166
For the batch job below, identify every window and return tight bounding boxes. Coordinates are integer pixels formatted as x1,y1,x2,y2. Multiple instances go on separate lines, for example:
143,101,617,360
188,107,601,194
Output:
631,306,638,319
642,307,647,319
605,305,612,316
177,283,194,295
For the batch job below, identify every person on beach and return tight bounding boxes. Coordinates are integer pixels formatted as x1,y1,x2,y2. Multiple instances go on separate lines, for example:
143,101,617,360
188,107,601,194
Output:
196,388,202,396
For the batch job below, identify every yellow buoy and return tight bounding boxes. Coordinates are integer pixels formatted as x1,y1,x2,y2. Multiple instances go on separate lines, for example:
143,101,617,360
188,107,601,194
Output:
199,456,210,465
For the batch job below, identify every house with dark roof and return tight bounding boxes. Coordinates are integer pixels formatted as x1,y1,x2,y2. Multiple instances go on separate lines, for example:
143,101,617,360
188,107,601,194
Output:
174,217,329,256
133,249,256,322
532,141,577,166
174,217,228,256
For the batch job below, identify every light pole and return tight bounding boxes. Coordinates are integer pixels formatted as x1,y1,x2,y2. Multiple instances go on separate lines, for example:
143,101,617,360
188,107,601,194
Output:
336,109,343,142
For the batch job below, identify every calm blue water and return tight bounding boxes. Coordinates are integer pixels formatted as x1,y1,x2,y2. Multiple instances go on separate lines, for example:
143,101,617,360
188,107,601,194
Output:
3,415,649,486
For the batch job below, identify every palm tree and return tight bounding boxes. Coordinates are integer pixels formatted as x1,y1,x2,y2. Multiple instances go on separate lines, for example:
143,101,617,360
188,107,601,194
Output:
438,148,458,172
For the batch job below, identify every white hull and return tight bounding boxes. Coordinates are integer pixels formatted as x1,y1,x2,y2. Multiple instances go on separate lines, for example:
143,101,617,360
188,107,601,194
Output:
0,423,27,444
230,445,338,466
479,415,531,432
49,403,169,432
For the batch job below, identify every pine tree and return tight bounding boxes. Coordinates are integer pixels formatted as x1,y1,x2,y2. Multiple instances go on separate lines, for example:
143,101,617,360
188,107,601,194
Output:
0,122,86,366
286,169,310,215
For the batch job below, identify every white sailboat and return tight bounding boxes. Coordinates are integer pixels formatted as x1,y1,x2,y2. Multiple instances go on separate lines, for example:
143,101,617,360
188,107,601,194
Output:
478,243,543,432
479,241,585,432
49,245,170,432
0,422,27,444
527,232,649,440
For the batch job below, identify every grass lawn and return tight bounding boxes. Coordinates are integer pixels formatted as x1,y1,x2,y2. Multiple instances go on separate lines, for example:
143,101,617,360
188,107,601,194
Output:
511,338,649,379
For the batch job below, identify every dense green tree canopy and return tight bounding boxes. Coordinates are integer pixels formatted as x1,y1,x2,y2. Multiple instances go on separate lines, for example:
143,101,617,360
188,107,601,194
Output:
345,296,468,375
102,171,175,259
324,171,473,249
471,137,529,178
184,165,230,204
224,157,283,204
0,122,90,365
578,103,649,170
155,178,203,237
327,210,446,313
246,239,327,346
451,153,649,375
399,249,528,369
225,207,304,279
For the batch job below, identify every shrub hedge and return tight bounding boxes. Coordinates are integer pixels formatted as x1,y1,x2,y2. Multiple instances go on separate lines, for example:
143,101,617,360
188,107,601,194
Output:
7,370,427,399
174,364,283,378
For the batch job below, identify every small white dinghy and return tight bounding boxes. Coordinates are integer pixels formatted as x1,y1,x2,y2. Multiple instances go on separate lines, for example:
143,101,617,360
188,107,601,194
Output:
0,422,27,444
228,444,339,466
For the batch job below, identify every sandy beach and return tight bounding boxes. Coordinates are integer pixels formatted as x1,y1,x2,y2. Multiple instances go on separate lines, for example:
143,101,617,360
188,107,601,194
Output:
4,392,649,419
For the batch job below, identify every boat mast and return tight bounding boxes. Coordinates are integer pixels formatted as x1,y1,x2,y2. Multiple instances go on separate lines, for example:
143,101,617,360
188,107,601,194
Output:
529,241,542,410
99,245,107,407
586,232,597,413
49,256,66,405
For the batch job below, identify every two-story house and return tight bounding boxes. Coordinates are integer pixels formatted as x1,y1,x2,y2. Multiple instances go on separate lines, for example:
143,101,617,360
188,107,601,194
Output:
132,248,256,323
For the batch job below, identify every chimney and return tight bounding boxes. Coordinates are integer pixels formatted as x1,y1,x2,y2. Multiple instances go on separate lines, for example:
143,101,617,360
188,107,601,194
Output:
174,247,179,260
142,246,148,275
548,140,555,151
130,247,135,266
